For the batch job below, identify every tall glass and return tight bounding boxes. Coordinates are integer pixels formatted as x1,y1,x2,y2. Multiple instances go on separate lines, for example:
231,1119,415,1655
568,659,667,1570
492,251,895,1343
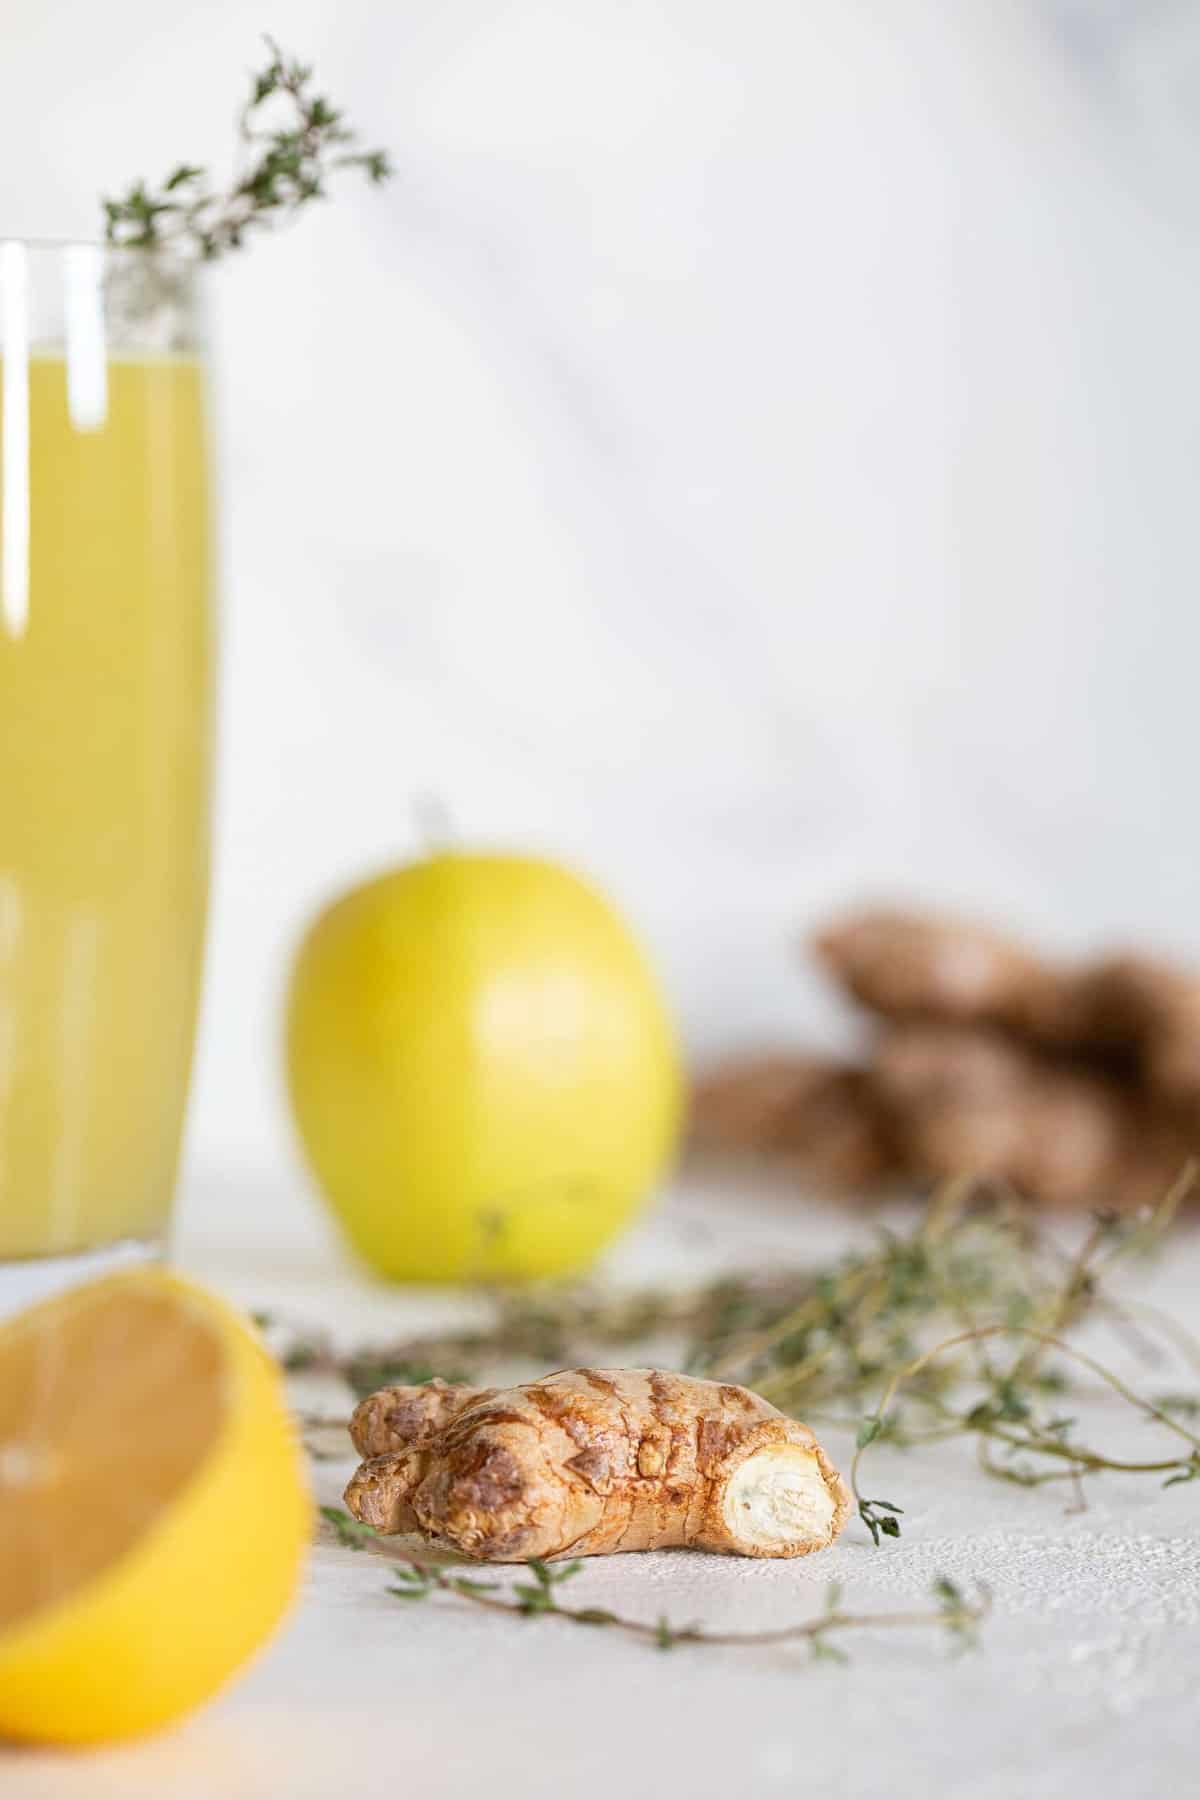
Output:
0,243,212,1307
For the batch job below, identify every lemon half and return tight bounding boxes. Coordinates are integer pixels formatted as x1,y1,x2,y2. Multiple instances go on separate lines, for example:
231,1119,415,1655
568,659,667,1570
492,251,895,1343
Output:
0,1270,311,1745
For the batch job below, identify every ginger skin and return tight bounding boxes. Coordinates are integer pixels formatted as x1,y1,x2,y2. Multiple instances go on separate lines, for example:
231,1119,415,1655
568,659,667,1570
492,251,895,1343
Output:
815,909,1200,1092
690,908,1200,1211
814,908,1069,1041
691,1029,1196,1211
345,1370,850,1562
872,1022,1196,1210
689,1055,894,1189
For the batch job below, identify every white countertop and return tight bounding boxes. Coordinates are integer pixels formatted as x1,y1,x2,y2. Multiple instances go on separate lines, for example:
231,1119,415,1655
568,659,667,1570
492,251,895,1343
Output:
8,1172,1200,1800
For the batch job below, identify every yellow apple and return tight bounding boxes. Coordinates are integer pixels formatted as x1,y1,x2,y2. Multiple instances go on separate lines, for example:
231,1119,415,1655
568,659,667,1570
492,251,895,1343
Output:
285,853,682,1281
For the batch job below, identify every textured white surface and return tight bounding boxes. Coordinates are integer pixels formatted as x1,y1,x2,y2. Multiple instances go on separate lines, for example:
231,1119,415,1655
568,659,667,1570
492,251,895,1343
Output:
9,1173,1200,1799
4,7,1200,1788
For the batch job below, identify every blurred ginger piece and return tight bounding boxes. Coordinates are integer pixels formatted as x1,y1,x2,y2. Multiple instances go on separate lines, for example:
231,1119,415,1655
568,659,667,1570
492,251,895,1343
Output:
875,1023,1194,1211
689,1055,893,1189
1074,955,1200,1106
692,906,1200,1210
817,908,1200,1096
875,1024,1121,1206
814,909,1071,1042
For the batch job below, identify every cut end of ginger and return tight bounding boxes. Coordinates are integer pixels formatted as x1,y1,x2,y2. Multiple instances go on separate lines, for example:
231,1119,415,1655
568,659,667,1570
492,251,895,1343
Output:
722,1444,839,1553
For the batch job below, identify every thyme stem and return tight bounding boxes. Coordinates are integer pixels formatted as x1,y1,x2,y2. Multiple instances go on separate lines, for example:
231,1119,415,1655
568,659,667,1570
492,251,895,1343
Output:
319,1508,987,1655
103,38,390,258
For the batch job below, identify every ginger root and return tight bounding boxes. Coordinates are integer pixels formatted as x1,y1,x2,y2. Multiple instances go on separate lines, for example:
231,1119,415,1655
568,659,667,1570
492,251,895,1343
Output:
814,908,1200,1092
814,908,1070,1041
690,907,1200,1210
872,1023,1196,1210
1074,955,1200,1106
689,1054,894,1189
344,1369,850,1562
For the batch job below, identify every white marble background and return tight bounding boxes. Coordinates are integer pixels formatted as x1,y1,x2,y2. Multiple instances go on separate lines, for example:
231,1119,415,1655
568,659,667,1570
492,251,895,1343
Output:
4,0,1200,1251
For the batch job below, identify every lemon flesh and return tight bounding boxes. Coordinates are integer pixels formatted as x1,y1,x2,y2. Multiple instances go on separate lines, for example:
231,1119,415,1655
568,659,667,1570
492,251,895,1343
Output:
0,1271,311,1745
286,853,683,1282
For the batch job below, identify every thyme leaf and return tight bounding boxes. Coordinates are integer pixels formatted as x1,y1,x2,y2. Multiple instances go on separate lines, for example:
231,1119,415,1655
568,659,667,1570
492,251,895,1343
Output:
104,37,390,258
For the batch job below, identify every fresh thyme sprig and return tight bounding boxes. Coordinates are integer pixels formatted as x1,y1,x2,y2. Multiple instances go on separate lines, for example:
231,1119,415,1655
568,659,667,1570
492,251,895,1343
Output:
848,1165,1200,1539
319,1507,986,1658
851,1319,1200,1539
103,38,390,257
262,1186,1063,1410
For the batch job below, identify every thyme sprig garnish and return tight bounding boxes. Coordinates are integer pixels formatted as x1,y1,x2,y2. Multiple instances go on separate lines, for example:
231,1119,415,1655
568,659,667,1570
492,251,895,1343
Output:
848,1164,1200,1537
319,1507,986,1658
103,38,390,257
851,1319,1200,1540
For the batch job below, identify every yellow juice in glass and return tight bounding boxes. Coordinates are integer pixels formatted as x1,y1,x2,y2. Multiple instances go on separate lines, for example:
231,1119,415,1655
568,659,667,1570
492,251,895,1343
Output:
0,353,212,1260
